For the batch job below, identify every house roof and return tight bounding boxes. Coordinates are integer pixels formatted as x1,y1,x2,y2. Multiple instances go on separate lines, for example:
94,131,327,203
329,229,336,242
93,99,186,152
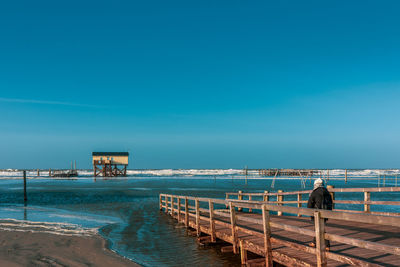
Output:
92,152,129,156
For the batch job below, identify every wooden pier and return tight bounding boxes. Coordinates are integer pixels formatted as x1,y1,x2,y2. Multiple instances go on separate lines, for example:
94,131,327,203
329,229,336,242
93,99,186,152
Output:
160,187,400,266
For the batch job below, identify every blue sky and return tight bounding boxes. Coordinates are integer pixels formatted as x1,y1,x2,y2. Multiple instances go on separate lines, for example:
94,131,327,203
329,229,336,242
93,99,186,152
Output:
0,0,399,169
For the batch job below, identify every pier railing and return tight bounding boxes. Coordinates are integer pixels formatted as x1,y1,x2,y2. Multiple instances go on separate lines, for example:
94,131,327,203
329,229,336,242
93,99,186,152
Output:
225,186,400,216
159,193,400,267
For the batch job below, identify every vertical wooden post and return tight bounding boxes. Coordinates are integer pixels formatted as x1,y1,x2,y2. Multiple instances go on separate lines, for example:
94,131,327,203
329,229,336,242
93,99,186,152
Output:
195,199,200,236
238,191,243,211
326,185,335,210
297,193,302,217
209,200,216,242
378,175,380,187
249,195,252,212
178,197,181,222
23,170,27,203
263,191,269,202
185,197,189,227
345,169,348,183
165,195,169,213
314,211,327,267
229,202,238,254
262,205,273,267
240,240,248,265
171,196,174,216
364,191,370,213
159,195,163,210
37,169,39,177
49,168,51,177
327,169,329,181
277,190,283,216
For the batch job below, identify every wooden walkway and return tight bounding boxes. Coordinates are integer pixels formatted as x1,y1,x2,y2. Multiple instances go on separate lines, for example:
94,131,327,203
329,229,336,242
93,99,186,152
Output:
160,187,400,267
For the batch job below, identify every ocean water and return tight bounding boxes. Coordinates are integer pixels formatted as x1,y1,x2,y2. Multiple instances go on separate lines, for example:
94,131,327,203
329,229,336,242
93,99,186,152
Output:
0,170,399,266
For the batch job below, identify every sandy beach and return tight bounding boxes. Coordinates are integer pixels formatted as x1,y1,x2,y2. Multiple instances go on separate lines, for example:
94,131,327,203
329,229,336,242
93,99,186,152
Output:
0,221,140,267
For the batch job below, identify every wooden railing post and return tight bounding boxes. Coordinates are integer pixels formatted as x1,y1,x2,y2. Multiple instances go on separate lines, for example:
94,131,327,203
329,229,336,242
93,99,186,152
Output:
327,185,335,210
209,200,216,242
159,195,163,210
263,191,269,202
297,193,302,217
165,195,169,213
195,199,200,236
277,190,283,216
171,196,175,216
314,211,327,267
177,197,181,222
185,197,189,227
240,240,248,265
229,202,238,254
238,191,243,211
262,204,273,267
364,191,371,213
249,195,252,212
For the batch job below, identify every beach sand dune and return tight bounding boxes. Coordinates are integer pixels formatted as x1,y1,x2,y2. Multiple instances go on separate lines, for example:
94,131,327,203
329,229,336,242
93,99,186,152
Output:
0,229,139,267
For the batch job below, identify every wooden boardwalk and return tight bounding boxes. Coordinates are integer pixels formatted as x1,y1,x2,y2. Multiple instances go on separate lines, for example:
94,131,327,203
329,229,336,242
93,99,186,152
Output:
160,187,400,267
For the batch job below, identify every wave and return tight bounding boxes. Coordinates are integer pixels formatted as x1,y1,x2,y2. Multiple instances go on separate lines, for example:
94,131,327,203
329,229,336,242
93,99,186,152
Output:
0,168,398,179
0,218,97,236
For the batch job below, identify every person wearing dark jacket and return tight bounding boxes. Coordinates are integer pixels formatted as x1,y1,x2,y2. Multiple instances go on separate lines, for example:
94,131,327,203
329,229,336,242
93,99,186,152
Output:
307,178,333,249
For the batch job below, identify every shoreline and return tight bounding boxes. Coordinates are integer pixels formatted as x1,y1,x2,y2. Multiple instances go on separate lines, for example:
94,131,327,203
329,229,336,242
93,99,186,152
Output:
0,220,141,267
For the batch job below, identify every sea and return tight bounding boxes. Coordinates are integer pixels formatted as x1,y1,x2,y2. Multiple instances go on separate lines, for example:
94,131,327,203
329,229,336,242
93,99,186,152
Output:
0,169,399,266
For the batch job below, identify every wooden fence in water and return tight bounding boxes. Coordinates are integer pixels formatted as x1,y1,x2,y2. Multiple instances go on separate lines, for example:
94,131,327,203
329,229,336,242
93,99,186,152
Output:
159,187,400,267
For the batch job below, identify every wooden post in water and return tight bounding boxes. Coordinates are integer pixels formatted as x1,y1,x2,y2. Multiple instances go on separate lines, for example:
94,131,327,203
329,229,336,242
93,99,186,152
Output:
262,205,273,267
326,185,335,210
37,169,39,177
364,191,370,213
195,199,200,236
345,169,347,183
184,197,189,227
229,202,238,254
277,190,283,216
238,191,243,211
314,211,327,267
23,170,27,204
49,168,51,177
159,195,163,210
209,200,216,242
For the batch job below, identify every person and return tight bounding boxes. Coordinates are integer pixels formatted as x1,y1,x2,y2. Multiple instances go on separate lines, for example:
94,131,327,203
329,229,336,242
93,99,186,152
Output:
307,178,333,250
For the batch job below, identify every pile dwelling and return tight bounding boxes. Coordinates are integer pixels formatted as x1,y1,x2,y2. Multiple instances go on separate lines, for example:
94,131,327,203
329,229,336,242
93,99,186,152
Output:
92,152,128,177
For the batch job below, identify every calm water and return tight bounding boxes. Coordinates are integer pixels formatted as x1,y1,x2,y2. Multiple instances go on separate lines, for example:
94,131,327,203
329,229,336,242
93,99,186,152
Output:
0,175,399,266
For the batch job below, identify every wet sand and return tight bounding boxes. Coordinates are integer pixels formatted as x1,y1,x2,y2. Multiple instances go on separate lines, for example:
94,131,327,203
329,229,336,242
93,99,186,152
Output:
0,229,140,267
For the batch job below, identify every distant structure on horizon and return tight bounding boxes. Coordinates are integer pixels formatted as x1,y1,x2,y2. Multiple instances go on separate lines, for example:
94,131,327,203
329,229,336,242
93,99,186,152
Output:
92,152,129,177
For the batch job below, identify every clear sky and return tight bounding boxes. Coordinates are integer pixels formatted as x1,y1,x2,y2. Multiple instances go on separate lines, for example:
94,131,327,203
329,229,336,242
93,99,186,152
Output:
0,0,399,169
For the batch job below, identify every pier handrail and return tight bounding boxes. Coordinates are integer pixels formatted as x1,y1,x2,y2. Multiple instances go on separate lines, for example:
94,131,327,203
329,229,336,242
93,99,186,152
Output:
159,193,400,267
225,186,400,216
